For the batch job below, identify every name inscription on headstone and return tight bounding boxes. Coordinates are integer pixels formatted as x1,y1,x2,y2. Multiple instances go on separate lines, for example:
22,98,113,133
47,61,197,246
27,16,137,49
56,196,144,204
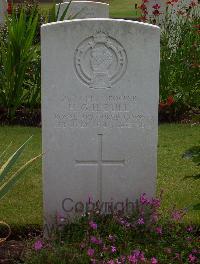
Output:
54,94,154,128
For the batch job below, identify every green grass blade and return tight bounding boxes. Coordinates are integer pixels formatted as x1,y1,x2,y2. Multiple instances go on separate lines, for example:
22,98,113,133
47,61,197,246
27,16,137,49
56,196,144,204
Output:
0,142,12,162
56,3,61,21
0,136,33,183
0,154,41,200
59,0,73,21
68,7,85,20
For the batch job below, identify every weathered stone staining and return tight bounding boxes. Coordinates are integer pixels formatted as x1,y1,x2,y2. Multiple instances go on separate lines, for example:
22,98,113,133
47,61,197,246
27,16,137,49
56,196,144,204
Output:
0,0,7,24
41,19,160,227
56,1,109,20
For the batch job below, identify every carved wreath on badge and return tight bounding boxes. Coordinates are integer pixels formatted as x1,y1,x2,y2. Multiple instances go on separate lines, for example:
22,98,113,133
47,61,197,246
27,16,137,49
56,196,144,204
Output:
74,31,127,89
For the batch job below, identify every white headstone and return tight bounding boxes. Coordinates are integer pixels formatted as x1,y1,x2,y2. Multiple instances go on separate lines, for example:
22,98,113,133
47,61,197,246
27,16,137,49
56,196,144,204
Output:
41,19,160,228
0,0,7,24
56,1,109,20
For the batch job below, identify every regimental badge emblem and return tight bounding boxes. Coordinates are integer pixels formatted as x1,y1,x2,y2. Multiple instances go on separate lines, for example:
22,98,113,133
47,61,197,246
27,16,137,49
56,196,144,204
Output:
74,32,127,89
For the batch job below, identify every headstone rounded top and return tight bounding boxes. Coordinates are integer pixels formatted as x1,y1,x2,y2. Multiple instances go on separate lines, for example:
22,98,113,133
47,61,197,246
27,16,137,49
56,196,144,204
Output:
57,1,109,20
42,18,160,31
63,1,109,6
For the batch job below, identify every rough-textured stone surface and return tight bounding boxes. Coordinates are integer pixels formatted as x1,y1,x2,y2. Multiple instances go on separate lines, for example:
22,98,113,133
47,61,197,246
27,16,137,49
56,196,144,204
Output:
56,1,109,20
41,19,160,228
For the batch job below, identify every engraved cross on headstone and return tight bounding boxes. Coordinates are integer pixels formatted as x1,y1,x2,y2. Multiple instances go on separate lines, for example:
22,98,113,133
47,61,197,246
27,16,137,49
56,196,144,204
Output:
75,134,125,201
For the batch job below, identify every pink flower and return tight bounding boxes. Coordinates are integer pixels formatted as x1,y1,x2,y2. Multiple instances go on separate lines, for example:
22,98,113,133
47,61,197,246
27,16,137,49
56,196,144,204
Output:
108,234,116,242
80,242,85,249
171,210,184,221
56,212,65,223
140,252,145,261
140,193,146,204
189,1,196,7
166,1,172,5
155,226,162,235
139,4,147,10
188,254,197,263
132,250,140,258
152,4,161,9
128,250,146,262
187,226,193,232
151,257,158,264
90,236,102,245
107,260,115,264
140,193,150,205
89,220,98,229
87,248,95,257
33,240,43,251
152,9,162,16
111,246,117,253
90,236,98,243
151,198,161,208
128,254,137,263
137,218,145,225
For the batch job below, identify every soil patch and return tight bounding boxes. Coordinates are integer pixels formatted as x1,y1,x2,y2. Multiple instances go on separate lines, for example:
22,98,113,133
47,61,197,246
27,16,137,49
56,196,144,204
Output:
0,240,24,264
0,108,41,127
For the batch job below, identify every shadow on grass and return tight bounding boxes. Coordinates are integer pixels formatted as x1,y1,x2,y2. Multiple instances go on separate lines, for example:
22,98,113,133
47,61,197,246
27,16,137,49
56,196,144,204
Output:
183,174,200,180
193,203,200,211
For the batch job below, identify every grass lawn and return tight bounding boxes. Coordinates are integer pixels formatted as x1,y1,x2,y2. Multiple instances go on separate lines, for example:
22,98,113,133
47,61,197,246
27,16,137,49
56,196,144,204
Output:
38,0,140,19
109,0,140,18
0,124,199,231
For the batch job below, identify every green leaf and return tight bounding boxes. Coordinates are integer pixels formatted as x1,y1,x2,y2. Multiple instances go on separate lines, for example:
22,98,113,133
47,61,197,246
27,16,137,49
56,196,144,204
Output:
59,0,73,21
0,136,33,183
0,154,41,200
68,7,85,20
56,3,61,21
0,7,39,118
0,142,12,162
